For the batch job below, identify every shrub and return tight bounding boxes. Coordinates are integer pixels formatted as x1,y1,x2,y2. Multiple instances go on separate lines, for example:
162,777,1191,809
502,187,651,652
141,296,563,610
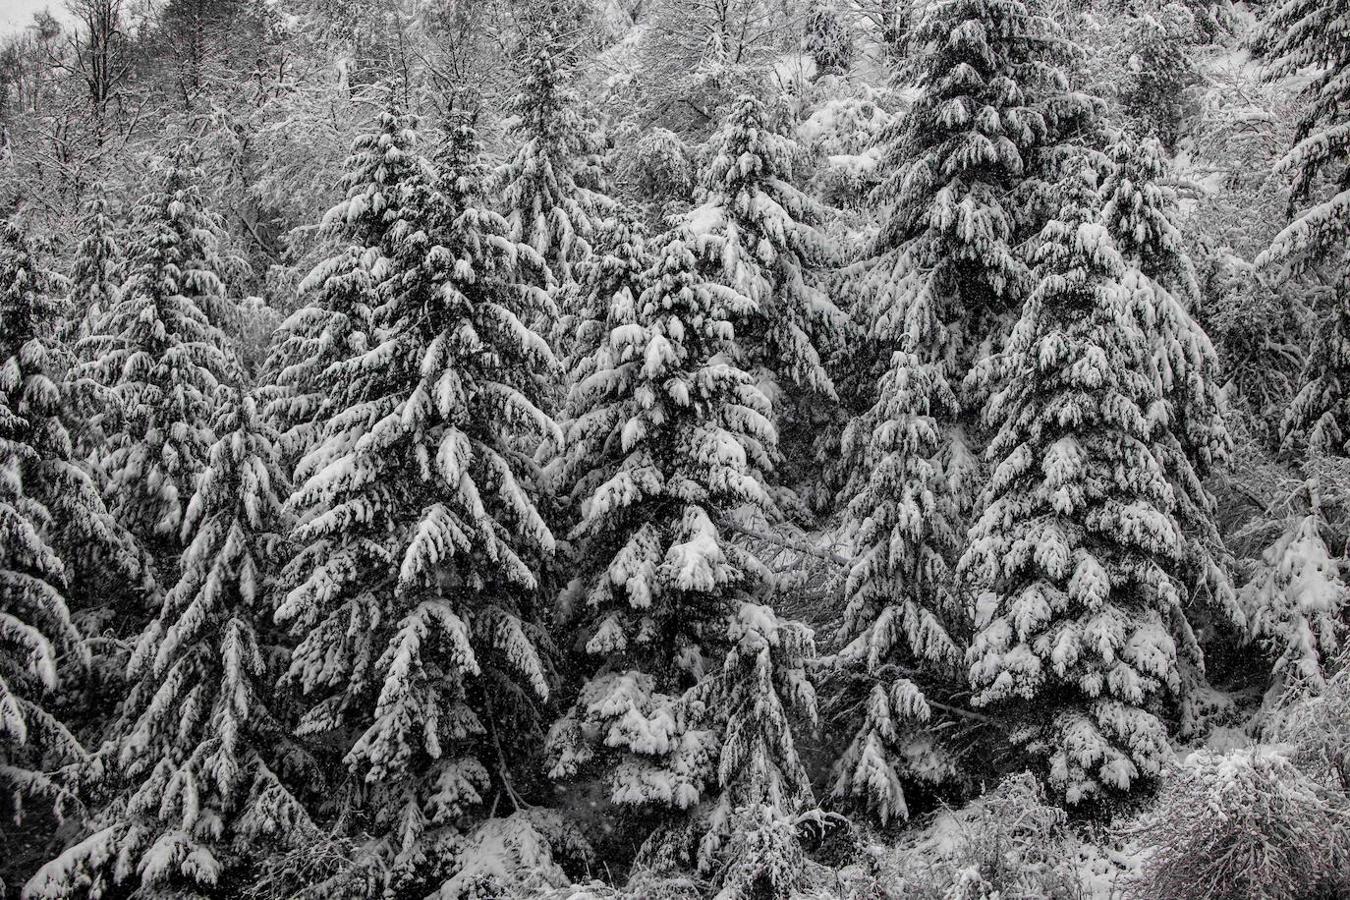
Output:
1131,749,1350,900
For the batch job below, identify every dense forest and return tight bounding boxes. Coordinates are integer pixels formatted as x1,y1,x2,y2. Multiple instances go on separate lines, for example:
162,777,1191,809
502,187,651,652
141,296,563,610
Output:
0,0,1348,896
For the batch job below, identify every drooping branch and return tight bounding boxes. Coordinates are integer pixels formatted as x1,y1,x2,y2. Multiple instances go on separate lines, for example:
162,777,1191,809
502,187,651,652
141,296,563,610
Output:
717,515,851,566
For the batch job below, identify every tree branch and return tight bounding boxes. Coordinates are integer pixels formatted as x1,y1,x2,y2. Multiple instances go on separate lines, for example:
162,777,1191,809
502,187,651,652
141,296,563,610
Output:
718,516,850,566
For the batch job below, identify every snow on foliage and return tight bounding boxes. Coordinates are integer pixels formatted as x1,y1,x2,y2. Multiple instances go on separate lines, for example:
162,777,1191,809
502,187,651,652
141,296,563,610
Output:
79,150,237,561
276,108,567,895
962,168,1186,803
25,390,313,897
1132,747,1350,900
0,218,92,831
1241,483,1349,701
549,230,820,890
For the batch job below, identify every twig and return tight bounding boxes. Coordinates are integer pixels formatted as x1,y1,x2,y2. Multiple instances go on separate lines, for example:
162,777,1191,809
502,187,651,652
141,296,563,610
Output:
718,515,851,566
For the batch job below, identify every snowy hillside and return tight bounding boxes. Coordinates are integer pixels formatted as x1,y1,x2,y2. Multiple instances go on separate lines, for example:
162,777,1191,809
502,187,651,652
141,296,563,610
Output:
0,0,1348,898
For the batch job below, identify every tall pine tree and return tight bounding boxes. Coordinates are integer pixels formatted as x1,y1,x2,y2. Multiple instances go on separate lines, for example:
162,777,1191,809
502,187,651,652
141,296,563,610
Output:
961,169,1186,803
80,150,236,570
689,95,840,404
549,233,817,888
828,346,964,824
1100,132,1240,729
689,96,844,509
266,109,423,462
278,112,565,895
0,220,92,872
1257,0,1350,457
495,4,610,290
25,390,313,898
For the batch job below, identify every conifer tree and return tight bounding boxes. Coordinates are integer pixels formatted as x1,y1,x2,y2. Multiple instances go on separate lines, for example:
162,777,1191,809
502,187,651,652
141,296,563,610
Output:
804,2,854,77
1281,293,1350,457
961,170,1186,803
864,0,1091,384
1241,484,1348,703
24,390,313,899
828,347,964,824
1,214,147,707
690,94,839,402
557,215,649,390
858,0,1095,514
495,4,610,289
81,151,236,567
66,185,124,462
689,95,843,508
1121,7,1196,148
278,112,565,894
1100,133,1240,728
1257,0,1349,284
67,184,121,345
0,220,91,854
266,110,422,461
1257,0,1350,456
549,233,817,884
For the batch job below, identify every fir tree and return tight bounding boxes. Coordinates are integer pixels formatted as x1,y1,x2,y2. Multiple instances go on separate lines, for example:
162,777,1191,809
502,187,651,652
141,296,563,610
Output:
66,184,124,462
0,220,90,859
690,95,839,405
688,95,844,510
549,233,816,883
67,183,121,346
961,169,1186,803
804,3,854,77
495,4,610,290
1100,132,1240,729
1121,6,1196,148
24,389,313,899
1241,482,1348,704
1256,0,1349,284
557,215,649,389
278,113,565,894
1257,0,1350,454
1,215,147,721
266,110,422,461
858,0,1095,515
696,603,816,897
1280,291,1350,457
80,151,237,568
864,0,1091,381
828,348,964,825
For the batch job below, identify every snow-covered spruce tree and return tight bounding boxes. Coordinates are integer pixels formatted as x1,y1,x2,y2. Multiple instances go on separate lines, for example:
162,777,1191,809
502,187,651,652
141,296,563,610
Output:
828,346,965,825
266,109,423,462
548,234,818,889
1256,0,1350,455
1240,479,1349,703
279,112,570,896
67,183,122,345
495,2,610,291
0,219,91,867
689,95,840,405
557,216,649,390
1281,289,1350,457
0,216,147,730
80,151,237,569
695,603,817,898
23,390,314,899
1100,132,1240,729
858,0,1095,510
688,95,844,507
65,184,124,462
1120,6,1197,148
960,169,1186,803
804,2,854,77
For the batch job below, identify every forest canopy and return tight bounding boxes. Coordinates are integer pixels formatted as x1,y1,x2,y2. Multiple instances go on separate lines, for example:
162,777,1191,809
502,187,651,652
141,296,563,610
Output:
0,0,1348,897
